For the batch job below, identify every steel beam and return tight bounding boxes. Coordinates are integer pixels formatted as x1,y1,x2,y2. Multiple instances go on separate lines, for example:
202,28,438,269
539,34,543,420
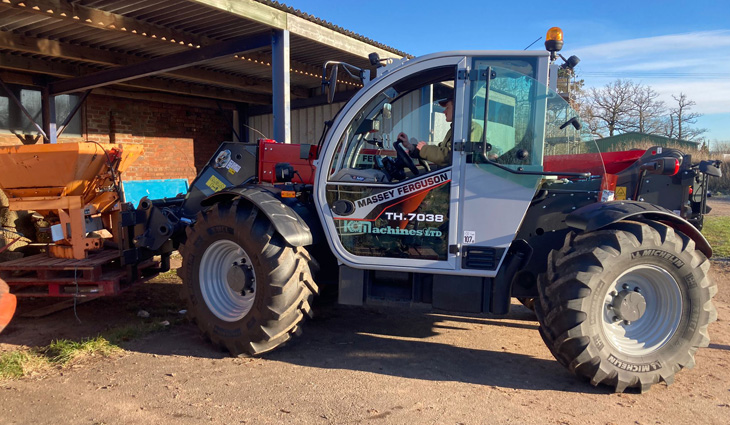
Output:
0,1,326,86
41,86,57,144
0,42,283,97
247,89,360,116
0,54,272,104
50,32,272,95
272,29,291,144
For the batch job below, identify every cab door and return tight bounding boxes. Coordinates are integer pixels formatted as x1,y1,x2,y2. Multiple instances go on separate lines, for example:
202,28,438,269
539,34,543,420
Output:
315,56,469,273
456,56,551,276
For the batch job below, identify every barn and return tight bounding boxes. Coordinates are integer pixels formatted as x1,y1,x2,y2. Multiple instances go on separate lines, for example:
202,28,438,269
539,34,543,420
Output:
0,0,407,184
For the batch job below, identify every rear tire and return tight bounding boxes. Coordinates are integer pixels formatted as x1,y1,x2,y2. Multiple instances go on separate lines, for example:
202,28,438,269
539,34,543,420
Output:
537,219,717,392
179,200,318,356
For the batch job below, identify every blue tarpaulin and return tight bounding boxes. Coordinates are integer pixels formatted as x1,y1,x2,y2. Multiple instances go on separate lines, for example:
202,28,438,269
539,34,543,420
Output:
122,179,189,208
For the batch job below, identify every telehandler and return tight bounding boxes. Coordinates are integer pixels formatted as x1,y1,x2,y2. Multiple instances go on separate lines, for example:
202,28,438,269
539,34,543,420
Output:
0,28,721,392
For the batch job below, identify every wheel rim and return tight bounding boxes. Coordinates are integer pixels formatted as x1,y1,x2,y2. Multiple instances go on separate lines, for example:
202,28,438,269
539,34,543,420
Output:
602,264,682,356
199,239,256,322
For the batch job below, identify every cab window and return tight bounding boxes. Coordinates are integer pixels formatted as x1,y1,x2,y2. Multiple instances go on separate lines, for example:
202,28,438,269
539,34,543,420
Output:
469,63,545,165
328,66,456,183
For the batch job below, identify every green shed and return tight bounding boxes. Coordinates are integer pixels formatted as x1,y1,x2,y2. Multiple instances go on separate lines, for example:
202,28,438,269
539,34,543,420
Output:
596,132,699,152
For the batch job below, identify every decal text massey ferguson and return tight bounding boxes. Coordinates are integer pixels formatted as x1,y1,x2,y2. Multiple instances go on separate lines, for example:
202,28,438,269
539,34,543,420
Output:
340,170,451,220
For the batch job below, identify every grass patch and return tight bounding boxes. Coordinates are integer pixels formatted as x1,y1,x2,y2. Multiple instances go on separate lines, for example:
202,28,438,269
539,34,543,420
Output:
0,314,185,380
0,336,119,380
0,350,46,380
703,215,730,258
105,320,177,344
42,337,118,365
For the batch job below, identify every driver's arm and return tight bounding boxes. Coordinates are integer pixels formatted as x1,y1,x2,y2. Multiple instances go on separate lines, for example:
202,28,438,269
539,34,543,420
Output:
399,131,450,167
415,127,452,167
417,141,450,166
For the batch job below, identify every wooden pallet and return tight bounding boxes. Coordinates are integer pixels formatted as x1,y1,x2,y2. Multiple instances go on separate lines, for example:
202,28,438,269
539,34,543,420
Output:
0,249,158,298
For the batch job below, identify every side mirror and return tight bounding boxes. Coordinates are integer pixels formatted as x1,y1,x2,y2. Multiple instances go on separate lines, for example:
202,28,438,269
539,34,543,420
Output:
699,160,722,178
382,103,393,140
559,117,582,130
369,52,381,67
322,64,339,104
382,102,392,120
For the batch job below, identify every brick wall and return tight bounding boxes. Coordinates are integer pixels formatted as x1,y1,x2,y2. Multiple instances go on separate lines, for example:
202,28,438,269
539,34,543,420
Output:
0,94,233,182
85,95,232,181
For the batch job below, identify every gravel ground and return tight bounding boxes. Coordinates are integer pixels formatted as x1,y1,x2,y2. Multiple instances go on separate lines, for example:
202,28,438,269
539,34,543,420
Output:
0,198,728,424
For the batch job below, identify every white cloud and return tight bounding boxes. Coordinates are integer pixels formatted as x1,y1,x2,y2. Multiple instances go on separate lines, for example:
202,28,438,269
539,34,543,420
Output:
573,30,730,116
571,30,730,61
613,59,706,72
650,81,730,115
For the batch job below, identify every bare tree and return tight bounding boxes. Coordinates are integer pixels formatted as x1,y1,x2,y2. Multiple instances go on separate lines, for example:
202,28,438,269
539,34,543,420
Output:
574,92,601,137
587,79,636,137
665,93,707,141
628,86,666,134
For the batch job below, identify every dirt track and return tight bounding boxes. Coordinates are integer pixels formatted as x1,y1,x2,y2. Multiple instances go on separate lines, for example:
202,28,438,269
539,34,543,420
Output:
1,199,729,424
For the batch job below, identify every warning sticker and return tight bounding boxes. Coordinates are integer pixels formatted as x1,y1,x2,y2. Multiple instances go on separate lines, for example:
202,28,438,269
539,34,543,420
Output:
227,160,241,174
463,231,476,244
205,175,226,193
615,186,627,200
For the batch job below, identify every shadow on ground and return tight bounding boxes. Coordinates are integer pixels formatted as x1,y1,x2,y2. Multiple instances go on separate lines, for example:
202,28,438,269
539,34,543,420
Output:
2,276,608,394
121,303,607,394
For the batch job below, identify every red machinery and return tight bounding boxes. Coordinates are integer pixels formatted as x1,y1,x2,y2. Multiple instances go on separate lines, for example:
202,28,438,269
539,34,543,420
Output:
0,278,15,333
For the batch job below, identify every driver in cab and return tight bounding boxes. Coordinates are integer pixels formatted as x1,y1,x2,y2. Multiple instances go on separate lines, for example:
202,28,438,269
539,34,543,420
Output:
398,96,482,167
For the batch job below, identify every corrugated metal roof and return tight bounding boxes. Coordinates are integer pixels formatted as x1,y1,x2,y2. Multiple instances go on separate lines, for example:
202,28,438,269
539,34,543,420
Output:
253,0,408,57
0,0,409,105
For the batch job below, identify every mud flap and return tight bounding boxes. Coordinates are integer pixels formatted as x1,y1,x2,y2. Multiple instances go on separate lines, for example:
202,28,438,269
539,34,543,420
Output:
0,279,16,333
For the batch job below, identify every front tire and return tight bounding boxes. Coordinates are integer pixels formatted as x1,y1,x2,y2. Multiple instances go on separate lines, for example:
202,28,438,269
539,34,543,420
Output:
537,219,717,392
179,200,318,356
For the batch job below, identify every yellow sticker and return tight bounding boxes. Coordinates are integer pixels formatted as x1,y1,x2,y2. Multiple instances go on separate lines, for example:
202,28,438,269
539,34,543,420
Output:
615,186,627,200
205,175,226,193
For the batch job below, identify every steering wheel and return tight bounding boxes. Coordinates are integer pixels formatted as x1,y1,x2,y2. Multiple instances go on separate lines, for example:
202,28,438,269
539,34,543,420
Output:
394,140,419,176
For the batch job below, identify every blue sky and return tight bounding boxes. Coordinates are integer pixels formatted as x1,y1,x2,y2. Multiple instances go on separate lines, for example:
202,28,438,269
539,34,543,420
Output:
286,0,730,146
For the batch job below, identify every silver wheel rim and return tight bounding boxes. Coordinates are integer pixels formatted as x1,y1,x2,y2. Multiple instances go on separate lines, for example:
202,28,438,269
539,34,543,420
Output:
199,239,256,322
602,264,682,356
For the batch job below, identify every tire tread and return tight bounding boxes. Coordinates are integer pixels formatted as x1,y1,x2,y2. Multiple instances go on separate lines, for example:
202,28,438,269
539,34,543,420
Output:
537,219,717,392
179,200,317,356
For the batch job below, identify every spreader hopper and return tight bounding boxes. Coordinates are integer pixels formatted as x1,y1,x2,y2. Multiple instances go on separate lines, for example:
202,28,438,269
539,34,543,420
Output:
0,142,142,259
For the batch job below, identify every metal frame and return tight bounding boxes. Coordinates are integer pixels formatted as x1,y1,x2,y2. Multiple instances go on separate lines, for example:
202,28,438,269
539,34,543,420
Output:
49,33,272,95
272,30,291,144
4,31,286,144
0,77,48,141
